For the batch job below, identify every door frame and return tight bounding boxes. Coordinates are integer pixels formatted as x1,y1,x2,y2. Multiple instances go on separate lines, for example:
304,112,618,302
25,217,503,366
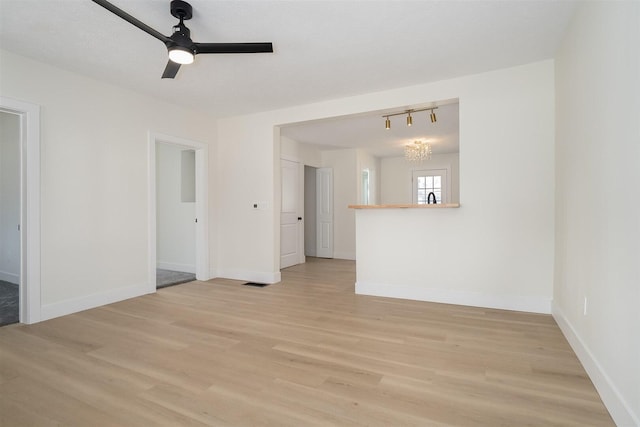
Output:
147,132,209,291
0,97,41,324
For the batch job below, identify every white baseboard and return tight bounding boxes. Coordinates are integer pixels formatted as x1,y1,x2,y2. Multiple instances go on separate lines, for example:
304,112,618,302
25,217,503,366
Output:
552,303,639,427
333,251,356,261
0,270,19,284
40,283,153,322
355,281,551,314
215,268,281,284
157,261,196,274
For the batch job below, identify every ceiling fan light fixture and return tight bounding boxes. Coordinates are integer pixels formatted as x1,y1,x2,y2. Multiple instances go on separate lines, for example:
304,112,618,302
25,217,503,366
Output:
168,46,195,64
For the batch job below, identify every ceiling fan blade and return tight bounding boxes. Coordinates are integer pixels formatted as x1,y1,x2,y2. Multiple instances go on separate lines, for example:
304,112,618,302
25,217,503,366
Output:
194,42,273,54
161,60,181,79
91,0,170,44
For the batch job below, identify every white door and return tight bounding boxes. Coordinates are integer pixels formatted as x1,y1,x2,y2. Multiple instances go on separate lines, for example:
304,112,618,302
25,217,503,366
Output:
280,159,300,268
316,167,333,258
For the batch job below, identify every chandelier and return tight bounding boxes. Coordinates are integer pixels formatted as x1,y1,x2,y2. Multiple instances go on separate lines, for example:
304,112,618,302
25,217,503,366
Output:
405,140,432,162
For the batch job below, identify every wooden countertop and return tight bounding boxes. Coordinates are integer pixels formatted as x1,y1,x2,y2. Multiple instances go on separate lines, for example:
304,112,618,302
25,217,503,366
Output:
348,203,460,209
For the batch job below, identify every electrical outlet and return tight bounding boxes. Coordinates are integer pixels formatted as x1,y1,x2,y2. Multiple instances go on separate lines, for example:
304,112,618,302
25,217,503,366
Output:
583,297,588,316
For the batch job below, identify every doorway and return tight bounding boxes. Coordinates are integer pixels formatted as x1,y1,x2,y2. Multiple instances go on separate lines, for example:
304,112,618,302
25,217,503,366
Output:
0,112,20,325
155,143,196,288
148,132,209,292
280,161,334,269
304,165,317,257
0,97,41,325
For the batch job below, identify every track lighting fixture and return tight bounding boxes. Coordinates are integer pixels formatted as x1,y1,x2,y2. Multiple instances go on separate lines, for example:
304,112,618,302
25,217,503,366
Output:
382,107,438,129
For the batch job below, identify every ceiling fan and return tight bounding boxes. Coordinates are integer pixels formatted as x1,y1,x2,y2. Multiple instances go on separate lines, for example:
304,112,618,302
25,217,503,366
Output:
91,0,273,79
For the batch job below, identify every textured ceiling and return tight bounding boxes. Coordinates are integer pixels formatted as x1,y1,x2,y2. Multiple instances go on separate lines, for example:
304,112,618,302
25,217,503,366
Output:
0,1,577,157
0,0,578,118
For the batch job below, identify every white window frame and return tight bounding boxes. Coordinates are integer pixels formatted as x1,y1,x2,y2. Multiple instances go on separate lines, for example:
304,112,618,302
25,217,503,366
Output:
412,168,450,204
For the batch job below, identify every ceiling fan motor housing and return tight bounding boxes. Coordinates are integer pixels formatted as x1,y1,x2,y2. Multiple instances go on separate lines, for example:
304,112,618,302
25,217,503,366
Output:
169,23,193,46
168,1,195,54
171,0,193,20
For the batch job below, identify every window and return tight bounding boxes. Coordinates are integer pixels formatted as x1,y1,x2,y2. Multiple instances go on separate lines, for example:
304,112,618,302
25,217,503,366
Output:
362,169,370,205
413,169,448,204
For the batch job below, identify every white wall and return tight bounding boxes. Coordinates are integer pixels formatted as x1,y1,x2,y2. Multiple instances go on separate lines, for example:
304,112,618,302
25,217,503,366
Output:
279,135,298,162
355,61,555,314
0,49,215,320
216,60,555,290
380,153,459,204
280,136,322,168
321,149,357,260
156,143,196,273
298,143,323,168
553,2,640,425
0,112,20,284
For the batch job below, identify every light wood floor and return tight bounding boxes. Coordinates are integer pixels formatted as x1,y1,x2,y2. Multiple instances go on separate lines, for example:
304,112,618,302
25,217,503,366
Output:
0,258,614,426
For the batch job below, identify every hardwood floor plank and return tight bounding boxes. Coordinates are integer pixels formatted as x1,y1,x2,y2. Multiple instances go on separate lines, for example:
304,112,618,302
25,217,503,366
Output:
0,258,614,426
265,377,445,427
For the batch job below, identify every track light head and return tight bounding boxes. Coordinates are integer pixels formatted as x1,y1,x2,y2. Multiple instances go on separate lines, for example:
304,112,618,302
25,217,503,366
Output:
385,117,391,130
430,110,437,123
406,113,412,126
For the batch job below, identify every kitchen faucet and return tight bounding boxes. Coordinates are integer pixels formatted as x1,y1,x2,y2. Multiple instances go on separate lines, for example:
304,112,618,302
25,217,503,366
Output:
427,192,437,204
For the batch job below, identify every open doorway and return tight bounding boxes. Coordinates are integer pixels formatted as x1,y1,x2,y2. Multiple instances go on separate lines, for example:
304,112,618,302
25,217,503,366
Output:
0,97,41,325
148,132,209,292
0,112,20,326
304,165,317,257
279,158,334,270
155,143,196,288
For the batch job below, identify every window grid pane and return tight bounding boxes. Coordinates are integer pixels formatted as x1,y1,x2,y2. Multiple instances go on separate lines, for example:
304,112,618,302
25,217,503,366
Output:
416,174,442,204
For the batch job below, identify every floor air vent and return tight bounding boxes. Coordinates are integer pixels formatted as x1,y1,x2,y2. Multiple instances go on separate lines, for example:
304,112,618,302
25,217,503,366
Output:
243,282,270,288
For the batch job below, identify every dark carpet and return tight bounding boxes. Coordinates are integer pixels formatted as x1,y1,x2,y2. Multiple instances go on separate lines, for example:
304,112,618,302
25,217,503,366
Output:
156,269,196,289
0,280,19,326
